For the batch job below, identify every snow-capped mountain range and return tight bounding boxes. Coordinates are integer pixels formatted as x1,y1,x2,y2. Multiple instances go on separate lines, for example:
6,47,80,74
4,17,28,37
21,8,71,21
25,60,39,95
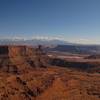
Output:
0,38,71,46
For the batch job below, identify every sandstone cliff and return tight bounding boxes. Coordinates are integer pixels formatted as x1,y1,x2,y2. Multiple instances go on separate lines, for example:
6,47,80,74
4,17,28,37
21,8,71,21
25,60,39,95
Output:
0,45,49,73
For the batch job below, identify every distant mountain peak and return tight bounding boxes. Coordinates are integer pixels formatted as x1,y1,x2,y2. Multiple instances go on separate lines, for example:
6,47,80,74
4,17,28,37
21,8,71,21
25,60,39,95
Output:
0,38,70,46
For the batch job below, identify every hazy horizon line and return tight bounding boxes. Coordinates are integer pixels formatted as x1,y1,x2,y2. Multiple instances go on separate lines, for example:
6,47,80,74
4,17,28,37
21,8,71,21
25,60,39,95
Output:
0,36,100,45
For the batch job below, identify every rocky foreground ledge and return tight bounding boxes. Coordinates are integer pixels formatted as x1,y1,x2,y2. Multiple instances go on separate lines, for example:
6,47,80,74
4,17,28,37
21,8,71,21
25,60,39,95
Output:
0,45,49,73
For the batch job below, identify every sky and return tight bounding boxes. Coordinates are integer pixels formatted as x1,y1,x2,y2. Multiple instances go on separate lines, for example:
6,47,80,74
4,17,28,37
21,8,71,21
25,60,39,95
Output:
0,0,100,44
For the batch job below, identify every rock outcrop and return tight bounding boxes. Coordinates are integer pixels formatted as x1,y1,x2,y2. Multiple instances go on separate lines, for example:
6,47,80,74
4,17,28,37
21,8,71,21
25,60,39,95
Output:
0,45,49,73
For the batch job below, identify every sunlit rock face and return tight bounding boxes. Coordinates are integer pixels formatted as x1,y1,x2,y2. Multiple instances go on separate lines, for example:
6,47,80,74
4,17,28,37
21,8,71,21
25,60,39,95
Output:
0,45,49,73
9,45,26,57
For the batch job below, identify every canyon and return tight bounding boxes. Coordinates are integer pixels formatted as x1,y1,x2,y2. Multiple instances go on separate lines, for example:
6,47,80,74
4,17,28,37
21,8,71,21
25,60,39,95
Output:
0,45,100,100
